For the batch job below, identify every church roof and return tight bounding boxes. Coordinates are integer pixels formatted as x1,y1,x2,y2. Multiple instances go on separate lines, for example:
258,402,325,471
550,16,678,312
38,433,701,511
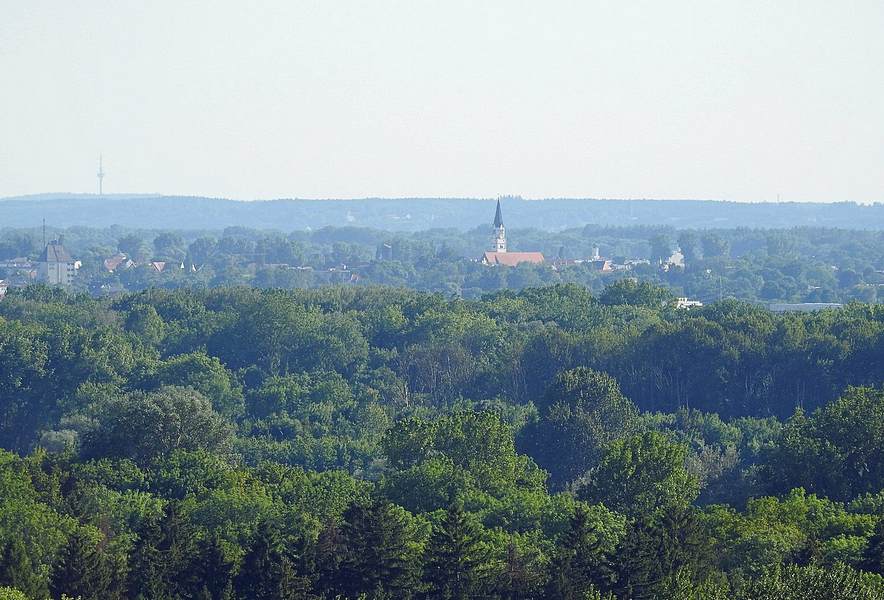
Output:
482,251,545,266
38,241,72,263
493,199,504,228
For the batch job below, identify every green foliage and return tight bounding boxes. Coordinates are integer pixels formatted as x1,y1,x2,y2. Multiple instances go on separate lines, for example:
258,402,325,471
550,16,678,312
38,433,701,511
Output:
234,521,311,600
579,431,699,518
546,504,616,599
422,496,489,600
50,527,113,600
521,367,640,488
0,283,881,597
82,386,233,466
149,352,244,417
0,540,47,600
769,386,884,500
598,279,673,307
735,562,884,599
336,498,421,598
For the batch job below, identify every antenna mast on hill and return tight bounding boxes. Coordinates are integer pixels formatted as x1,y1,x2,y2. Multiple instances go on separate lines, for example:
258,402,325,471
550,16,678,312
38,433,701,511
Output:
97,155,105,195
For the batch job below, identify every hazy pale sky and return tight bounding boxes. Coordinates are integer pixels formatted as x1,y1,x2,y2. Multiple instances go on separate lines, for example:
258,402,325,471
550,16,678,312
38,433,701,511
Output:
1,1,882,202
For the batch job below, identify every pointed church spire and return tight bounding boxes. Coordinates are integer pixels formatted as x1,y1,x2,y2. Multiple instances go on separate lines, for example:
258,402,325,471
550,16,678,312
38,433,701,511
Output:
493,199,504,228
491,199,507,252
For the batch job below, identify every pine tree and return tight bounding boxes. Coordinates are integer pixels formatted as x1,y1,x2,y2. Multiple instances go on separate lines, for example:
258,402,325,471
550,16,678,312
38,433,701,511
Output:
861,518,884,574
0,539,49,600
128,503,197,599
614,509,712,600
493,540,543,600
234,521,311,600
314,519,346,596
338,498,417,598
546,505,614,600
50,528,111,600
613,519,663,600
127,516,166,600
191,533,235,600
422,497,487,600
656,507,713,584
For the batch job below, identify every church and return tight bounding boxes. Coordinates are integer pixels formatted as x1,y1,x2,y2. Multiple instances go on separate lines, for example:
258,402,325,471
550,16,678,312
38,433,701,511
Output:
480,199,545,267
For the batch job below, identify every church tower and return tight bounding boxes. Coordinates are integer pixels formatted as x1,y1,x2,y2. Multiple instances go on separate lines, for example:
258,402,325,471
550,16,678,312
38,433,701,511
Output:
492,199,507,253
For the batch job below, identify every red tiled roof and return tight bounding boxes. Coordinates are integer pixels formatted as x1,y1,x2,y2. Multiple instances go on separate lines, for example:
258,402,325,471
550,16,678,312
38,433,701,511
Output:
482,251,545,266
104,254,127,272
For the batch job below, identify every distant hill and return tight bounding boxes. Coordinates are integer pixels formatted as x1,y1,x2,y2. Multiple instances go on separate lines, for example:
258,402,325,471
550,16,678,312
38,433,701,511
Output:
2,194,882,231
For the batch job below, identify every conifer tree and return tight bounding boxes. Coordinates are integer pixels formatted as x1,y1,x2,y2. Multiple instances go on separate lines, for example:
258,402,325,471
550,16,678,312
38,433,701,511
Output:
191,533,235,600
422,496,488,600
50,528,111,600
861,518,884,575
127,516,166,600
338,498,417,599
234,521,311,600
0,539,49,600
613,519,664,600
492,539,547,600
656,507,713,585
614,509,712,600
314,519,346,596
546,505,614,600
128,503,197,600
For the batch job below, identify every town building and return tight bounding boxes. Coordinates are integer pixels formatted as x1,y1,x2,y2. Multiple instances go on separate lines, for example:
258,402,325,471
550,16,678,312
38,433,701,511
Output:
480,199,544,267
103,253,136,273
675,297,704,309
36,239,77,286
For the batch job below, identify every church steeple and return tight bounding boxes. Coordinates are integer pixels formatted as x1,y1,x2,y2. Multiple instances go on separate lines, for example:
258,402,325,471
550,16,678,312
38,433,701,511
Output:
492,199,507,252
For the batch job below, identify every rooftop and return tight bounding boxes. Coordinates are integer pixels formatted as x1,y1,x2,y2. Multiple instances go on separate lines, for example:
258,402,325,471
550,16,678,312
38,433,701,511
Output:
38,241,73,263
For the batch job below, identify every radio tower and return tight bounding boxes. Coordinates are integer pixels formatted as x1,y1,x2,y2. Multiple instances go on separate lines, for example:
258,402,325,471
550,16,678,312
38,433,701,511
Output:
97,154,105,195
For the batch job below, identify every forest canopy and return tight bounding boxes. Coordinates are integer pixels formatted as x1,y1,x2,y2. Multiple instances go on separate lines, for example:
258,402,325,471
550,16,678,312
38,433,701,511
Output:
0,283,882,598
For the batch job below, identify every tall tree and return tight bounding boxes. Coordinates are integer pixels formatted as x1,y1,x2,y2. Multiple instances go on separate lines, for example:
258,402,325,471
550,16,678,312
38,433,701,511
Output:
128,503,197,600
338,498,417,599
520,368,639,489
191,533,235,600
579,432,699,518
546,505,614,600
861,518,884,575
234,521,311,600
50,528,111,600
422,496,488,600
0,539,48,600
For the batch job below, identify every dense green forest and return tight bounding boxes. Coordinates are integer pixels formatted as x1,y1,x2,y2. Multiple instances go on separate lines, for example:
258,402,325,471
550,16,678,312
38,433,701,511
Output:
0,283,883,598
3,222,883,303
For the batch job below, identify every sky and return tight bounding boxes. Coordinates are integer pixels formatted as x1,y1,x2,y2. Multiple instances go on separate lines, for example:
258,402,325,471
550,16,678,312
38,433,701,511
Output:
1,1,882,202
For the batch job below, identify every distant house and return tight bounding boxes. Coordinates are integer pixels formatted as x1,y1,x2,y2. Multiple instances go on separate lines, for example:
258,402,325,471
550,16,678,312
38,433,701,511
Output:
661,250,685,271
36,240,77,286
676,297,703,309
104,253,136,273
585,259,613,272
150,261,167,273
480,200,545,267
0,257,32,269
0,280,7,300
